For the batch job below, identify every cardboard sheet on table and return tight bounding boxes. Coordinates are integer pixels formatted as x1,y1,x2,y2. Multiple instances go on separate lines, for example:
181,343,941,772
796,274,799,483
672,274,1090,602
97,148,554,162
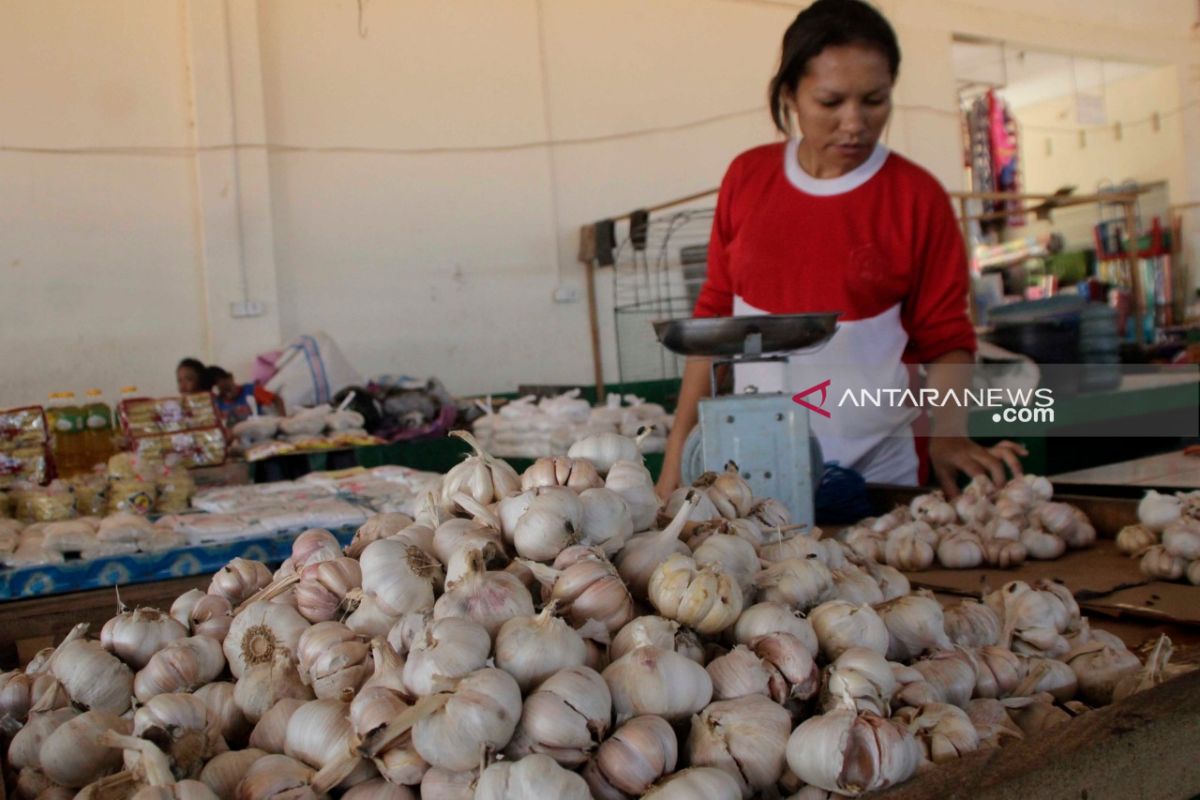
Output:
903,540,1146,601
1080,582,1200,626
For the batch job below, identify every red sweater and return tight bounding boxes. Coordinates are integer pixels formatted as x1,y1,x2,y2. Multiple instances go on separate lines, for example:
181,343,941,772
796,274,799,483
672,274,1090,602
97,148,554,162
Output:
694,141,976,484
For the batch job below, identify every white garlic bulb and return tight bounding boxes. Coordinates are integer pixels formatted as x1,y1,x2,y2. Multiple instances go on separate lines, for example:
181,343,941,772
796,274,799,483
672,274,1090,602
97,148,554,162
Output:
224,601,310,679
1163,523,1200,560
605,459,660,533
419,768,476,800
476,754,590,800
616,492,699,599
755,557,833,611
284,698,373,788
440,430,521,508
895,702,980,763
527,547,636,634
911,650,978,708
495,604,587,692
578,487,634,555
0,669,35,723
134,635,226,702
568,432,642,476
884,529,935,571
294,557,363,623
100,607,188,669
786,710,921,796
1020,525,1066,560
348,512,415,559
954,492,993,525
809,601,889,661
743,632,819,707
235,646,313,723
196,681,251,749
134,692,226,777
297,622,370,702
199,749,268,798
50,639,134,714
508,666,611,766
875,594,951,662
611,616,705,664
648,553,743,635
1014,656,1078,702
404,617,491,696
412,668,522,772
358,538,442,618
943,599,1002,648
936,532,985,569
863,561,911,601
827,566,885,606
521,456,605,493
603,645,713,724
291,529,343,570
965,698,1024,748
662,487,721,528
386,609,434,658
693,533,759,597
982,537,1028,568
582,715,677,799
732,602,818,654
209,558,273,606
1140,545,1186,580
39,710,131,788
643,767,743,800
8,706,77,771
433,550,534,638
1002,692,1072,735
706,645,773,701
910,492,956,525
188,594,235,642
1138,489,1182,531
1064,639,1141,705
842,527,885,563
512,487,584,562
820,647,897,717
1112,634,1174,703
1115,523,1158,555
249,698,305,755
975,645,1022,698
234,752,327,799
349,687,426,786
747,497,791,529
687,694,791,795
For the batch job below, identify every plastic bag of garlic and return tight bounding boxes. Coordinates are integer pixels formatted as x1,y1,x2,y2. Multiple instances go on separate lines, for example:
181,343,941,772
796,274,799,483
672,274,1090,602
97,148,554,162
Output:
3,433,1189,800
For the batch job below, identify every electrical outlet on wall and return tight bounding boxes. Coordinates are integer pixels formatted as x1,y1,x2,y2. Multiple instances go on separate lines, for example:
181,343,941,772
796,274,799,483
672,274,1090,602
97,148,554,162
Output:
553,286,580,303
230,300,266,318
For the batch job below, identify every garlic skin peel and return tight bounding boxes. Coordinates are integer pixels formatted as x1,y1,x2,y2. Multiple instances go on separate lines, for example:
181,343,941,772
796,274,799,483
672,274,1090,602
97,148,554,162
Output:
786,710,921,797
583,714,677,799
101,607,188,669
686,693,791,796
412,668,522,772
602,645,713,724
476,753,591,800
224,601,310,679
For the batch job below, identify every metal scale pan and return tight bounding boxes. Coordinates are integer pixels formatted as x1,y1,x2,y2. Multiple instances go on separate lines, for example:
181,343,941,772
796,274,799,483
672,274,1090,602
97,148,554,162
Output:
653,313,841,528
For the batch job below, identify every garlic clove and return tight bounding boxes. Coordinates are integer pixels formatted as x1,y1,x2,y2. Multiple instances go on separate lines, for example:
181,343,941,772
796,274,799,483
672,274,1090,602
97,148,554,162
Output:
8,707,78,771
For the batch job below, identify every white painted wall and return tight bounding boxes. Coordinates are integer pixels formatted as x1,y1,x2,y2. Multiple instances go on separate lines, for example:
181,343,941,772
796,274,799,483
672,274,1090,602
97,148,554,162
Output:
1,0,1197,408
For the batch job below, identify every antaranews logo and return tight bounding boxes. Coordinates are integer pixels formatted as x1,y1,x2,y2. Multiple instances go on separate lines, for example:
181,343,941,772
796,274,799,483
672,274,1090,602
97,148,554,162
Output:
791,379,832,418
791,380,1056,425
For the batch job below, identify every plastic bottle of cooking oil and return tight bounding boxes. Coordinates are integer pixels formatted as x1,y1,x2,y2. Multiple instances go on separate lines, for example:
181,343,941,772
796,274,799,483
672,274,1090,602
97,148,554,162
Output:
47,391,85,477
81,388,115,471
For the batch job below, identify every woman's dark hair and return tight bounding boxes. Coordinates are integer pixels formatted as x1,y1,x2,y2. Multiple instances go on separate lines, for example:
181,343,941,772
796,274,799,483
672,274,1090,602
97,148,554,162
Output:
177,357,214,391
768,0,901,133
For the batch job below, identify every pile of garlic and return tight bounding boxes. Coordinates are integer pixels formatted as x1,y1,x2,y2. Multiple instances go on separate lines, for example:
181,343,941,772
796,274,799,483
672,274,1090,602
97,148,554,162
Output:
838,474,1096,572
0,434,1185,800
1117,489,1200,585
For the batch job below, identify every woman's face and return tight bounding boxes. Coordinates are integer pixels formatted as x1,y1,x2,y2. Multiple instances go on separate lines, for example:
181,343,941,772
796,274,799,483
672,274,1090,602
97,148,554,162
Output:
177,366,200,394
790,43,894,178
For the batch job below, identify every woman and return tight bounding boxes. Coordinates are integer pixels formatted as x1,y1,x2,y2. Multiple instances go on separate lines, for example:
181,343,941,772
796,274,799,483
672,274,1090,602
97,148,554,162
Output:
658,0,1023,500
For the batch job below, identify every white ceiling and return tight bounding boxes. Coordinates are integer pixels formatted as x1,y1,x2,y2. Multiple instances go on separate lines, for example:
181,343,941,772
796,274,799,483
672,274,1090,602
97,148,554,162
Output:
952,39,1156,109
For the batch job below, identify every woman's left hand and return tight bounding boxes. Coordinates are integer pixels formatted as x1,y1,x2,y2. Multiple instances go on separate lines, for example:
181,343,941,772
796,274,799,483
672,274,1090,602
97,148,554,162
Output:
928,437,1028,498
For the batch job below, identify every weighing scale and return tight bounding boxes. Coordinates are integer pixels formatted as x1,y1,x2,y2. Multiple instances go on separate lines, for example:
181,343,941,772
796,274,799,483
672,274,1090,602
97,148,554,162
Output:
653,313,839,527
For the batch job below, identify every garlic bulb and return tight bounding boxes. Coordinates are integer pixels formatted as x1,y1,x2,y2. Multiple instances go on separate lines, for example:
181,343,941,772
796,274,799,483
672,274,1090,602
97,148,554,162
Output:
842,527,885,563
895,702,980,763
1014,656,1078,702
28,672,71,716
40,710,131,788
982,537,1028,568
419,768,476,800
521,456,604,493
954,492,993,525
891,663,943,708
1138,489,1182,531
611,616,705,664
348,513,415,559
200,749,268,798
8,706,77,771
291,529,343,570
297,622,370,702
295,557,362,623
642,767,742,800
706,645,773,701
349,687,425,786
748,632,821,706
404,617,491,696
863,561,911,601
616,492,699,598
686,694,791,796
0,669,35,723
648,553,743,635
134,635,226,702
526,547,636,634
884,529,935,571
603,645,713,723
1112,634,1174,703
50,639,133,714
1062,507,1096,549
284,699,373,788
965,698,1024,748
209,559,273,606
583,715,677,799
710,462,755,517
820,648,896,717
732,602,818,654
512,487,584,562
579,487,634,555
975,645,1022,698
786,710,921,796
411,668,522,772
986,582,1069,658
235,647,313,723
568,432,641,476
433,550,534,638
249,698,304,755
359,538,442,618
1020,525,1066,560
1116,524,1158,555
1140,545,1186,580
101,607,188,669
605,459,660,533
194,681,251,749
1064,639,1141,705
495,604,587,692
476,754,590,800
358,639,408,697
911,650,977,707
943,600,1002,648
508,666,611,766
875,595,951,662
224,602,310,679
1163,523,1200,560
133,692,226,778
688,517,766,549
661,487,721,528
755,557,833,611
809,601,889,661
827,566,885,606
189,594,234,642
693,534,759,597
441,430,521,508
936,532,985,569
234,753,326,799
911,492,956,525
748,497,792,529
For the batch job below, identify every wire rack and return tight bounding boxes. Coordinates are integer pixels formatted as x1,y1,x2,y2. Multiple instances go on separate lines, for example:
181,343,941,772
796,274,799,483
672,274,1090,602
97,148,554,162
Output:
611,206,715,385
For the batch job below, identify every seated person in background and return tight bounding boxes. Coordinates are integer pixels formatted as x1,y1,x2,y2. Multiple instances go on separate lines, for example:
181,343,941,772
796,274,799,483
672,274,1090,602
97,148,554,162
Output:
176,358,212,394
207,365,285,426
